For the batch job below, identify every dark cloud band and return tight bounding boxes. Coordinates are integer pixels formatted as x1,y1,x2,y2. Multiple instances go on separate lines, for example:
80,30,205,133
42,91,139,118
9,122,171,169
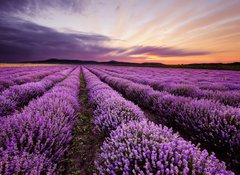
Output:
0,0,87,16
0,17,210,63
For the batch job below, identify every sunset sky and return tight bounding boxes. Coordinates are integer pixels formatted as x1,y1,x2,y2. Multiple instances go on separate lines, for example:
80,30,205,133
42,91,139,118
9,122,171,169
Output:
0,0,240,64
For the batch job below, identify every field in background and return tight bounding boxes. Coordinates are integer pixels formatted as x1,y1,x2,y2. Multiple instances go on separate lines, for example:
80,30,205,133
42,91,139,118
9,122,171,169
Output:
0,65,239,174
0,63,64,67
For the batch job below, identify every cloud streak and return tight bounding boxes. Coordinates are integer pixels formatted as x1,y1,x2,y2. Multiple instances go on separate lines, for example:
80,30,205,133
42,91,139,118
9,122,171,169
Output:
0,16,211,63
0,0,88,15
0,16,112,62
128,46,210,57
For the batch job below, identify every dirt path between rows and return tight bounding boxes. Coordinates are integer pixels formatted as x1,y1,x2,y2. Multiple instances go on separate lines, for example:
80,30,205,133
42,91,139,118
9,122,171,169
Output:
63,68,102,175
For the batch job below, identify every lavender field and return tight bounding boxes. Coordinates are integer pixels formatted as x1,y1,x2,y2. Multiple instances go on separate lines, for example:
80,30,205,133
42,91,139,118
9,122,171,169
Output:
0,65,239,175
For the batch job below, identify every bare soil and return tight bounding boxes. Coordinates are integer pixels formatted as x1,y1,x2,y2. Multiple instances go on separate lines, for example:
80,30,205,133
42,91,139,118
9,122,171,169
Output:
63,69,103,175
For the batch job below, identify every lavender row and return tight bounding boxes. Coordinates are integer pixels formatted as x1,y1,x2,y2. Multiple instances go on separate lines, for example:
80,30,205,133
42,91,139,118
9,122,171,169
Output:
89,68,240,168
102,66,240,91
100,68,240,107
10,68,62,84
83,67,144,134
0,66,66,92
0,66,43,77
0,67,80,174
96,120,233,175
0,67,75,117
0,66,55,79
82,68,233,174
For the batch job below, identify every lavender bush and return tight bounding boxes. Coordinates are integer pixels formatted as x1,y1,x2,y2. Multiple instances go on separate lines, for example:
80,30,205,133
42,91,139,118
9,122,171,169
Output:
95,120,234,175
83,68,144,135
0,148,56,174
0,68,80,174
89,68,240,167
101,66,240,91
100,67,240,107
0,67,75,117
0,66,65,92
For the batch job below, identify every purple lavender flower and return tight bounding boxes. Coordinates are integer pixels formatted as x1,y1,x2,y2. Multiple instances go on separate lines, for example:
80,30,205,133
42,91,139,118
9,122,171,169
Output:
0,67,80,174
83,68,144,134
95,120,234,175
0,67,75,117
88,67,240,167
